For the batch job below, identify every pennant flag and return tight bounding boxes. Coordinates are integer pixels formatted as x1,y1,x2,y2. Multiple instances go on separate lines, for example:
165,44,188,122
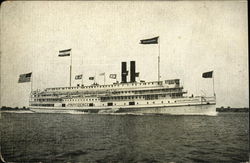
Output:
89,77,94,80
109,74,117,79
140,36,159,44
135,72,140,77
58,49,71,57
18,72,32,83
202,71,213,78
75,74,83,80
99,72,105,76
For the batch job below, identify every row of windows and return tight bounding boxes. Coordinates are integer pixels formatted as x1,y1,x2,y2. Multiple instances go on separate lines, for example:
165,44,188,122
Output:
46,81,164,91
58,93,182,102
112,88,182,94
101,95,163,101
64,95,160,102
66,100,179,107
32,99,183,108
67,103,94,107
165,79,180,84
31,104,54,107
33,93,182,102
32,89,182,98
101,94,183,101
65,98,98,102
34,99,61,102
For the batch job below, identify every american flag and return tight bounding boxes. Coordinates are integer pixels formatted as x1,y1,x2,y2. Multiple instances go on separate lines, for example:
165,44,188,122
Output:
18,72,32,83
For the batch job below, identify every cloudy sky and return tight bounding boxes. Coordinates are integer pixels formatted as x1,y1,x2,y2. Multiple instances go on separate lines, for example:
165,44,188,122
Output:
0,1,248,108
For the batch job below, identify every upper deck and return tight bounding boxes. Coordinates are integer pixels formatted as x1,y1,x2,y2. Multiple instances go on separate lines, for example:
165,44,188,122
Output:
42,79,181,93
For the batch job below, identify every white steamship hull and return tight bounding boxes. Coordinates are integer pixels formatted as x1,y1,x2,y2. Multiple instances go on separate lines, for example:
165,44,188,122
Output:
30,103,217,116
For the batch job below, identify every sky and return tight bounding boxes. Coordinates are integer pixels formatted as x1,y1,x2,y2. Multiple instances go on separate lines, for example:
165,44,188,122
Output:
0,1,248,108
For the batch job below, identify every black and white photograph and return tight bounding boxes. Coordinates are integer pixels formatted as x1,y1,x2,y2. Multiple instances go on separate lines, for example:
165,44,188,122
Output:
0,1,248,162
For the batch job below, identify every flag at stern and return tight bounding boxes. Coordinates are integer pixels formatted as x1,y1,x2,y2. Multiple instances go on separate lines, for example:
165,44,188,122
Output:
202,71,213,78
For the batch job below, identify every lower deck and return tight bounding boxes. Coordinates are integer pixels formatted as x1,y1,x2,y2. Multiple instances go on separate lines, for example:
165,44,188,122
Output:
30,96,215,108
29,102,217,116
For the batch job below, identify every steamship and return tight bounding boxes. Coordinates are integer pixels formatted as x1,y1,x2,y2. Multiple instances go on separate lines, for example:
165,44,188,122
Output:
29,61,217,115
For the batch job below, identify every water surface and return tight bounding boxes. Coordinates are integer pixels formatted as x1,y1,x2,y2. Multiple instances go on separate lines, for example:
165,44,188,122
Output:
0,112,248,163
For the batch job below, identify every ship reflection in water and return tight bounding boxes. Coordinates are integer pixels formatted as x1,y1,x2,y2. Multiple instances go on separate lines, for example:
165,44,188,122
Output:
0,112,248,163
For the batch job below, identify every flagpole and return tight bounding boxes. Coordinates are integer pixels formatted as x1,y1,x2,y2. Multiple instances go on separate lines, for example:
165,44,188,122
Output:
213,71,215,97
158,36,161,81
70,49,72,87
31,73,33,92
104,73,106,85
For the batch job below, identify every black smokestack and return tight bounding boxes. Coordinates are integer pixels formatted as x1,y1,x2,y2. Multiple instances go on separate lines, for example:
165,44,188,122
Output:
121,62,127,83
130,61,136,83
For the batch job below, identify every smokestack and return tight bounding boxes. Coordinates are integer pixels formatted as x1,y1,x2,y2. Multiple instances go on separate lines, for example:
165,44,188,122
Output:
130,61,136,83
121,62,127,83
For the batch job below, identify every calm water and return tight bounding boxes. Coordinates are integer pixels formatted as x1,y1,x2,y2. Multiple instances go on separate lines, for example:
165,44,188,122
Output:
0,112,249,163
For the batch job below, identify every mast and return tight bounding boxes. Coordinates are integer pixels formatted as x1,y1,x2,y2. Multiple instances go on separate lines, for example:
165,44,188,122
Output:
213,71,216,97
31,73,33,92
70,49,73,87
158,37,161,81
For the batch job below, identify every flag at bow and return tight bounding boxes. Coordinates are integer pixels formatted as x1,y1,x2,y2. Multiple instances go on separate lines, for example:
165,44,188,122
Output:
109,74,117,79
135,72,140,77
89,77,94,80
202,71,213,78
18,72,32,83
58,49,71,57
75,74,83,80
140,36,159,44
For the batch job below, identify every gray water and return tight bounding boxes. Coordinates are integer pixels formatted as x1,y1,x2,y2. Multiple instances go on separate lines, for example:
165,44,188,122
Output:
0,112,249,163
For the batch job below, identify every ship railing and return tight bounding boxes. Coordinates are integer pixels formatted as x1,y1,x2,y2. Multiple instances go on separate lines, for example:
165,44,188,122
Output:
199,96,216,103
44,84,168,93
107,91,185,97
204,96,216,101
